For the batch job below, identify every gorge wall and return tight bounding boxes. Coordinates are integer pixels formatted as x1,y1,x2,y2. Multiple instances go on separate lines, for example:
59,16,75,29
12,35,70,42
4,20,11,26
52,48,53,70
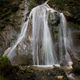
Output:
0,0,80,62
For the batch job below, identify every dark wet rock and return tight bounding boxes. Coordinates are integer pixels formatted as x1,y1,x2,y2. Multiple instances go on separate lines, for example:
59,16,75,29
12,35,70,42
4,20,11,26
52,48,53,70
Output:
48,11,60,26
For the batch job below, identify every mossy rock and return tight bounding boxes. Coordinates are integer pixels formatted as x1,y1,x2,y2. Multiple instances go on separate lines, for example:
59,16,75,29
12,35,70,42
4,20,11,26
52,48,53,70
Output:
0,56,11,70
0,56,19,80
0,57,69,80
18,66,67,80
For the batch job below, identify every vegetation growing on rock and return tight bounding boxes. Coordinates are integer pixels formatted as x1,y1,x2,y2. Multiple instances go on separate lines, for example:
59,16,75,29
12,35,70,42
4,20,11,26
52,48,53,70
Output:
0,56,69,80
29,0,80,25
0,0,80,80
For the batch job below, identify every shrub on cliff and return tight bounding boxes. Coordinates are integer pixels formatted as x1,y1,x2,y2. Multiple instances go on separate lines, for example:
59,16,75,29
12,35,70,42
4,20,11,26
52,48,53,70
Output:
0,56,19,80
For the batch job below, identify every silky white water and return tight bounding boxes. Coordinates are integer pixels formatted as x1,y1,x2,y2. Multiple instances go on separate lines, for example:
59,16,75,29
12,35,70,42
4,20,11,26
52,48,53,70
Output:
7,3,72,66
59,13,72,65
30,3,58,65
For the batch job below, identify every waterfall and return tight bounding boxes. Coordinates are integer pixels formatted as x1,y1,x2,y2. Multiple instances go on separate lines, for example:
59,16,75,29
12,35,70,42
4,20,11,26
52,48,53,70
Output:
7,11,32,60
31,4,58,65
59,13,72,65
7,3,72,66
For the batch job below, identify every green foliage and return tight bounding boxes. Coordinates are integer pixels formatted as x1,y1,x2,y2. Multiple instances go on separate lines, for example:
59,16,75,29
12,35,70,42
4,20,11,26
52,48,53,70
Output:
48,0,66,10
0,56,19,80
0,56,12,77
28,0,47,11
50,0,80,23
68,22,80,30
0,56,11,70
28,0,65,11
0,75,8,80
28,0,38,11
0,56,11,80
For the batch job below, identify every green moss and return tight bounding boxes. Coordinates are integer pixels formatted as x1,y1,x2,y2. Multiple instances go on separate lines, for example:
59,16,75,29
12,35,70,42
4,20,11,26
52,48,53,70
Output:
0,75,7,80
0,56,19,80
0,56,10,69
0,56,12,76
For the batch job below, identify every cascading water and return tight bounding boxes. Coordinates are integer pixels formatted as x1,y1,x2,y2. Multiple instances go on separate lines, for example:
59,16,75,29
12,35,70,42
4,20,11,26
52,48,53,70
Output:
31,4,58,65
59,13,72,65
6,2,72,67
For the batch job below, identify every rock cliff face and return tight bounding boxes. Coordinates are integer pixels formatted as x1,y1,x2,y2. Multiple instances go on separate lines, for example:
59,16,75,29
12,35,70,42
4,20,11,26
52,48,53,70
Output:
0,0,25,54
49,0,80,24
0,0,80,77
0,0,80,65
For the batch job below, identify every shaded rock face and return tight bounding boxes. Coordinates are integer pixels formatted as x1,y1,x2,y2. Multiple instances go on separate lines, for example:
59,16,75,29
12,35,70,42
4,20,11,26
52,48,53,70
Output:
1,0,32,65
48,0,80,24
71,31,80,59
11,54,33,65
67,23,80,61
0,26,17,55
0,0,25,54
0,0,80,66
